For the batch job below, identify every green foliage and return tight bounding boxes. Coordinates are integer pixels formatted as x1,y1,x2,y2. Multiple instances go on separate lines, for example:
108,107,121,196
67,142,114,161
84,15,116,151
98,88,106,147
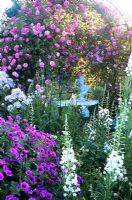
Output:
92,86,106,100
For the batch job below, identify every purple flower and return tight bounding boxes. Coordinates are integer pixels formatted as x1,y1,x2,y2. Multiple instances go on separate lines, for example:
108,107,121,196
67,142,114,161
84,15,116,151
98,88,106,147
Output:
46,193,53,200
5,195,19,200
26,170,32,176
39,190,53,199
7,132,14,138
77,175,83,184
39,190,47,198
5,170,13,177
10,148,19,157
49,179,55,185
38,165,44,173
0,159,6,165
0,172,4,181
29,175,36,184
20,181,30,192
0,116,61,198
20,153,28,159
3,165,8,172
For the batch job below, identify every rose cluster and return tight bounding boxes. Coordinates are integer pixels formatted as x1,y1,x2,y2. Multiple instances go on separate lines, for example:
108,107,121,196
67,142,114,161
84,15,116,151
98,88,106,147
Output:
0,116,62,199
0,0,81,88
0,0,130,101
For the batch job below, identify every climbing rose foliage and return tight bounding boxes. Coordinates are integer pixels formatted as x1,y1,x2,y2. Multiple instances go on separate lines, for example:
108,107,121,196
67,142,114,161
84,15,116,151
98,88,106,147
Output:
0,0,82,87
0,0,131,99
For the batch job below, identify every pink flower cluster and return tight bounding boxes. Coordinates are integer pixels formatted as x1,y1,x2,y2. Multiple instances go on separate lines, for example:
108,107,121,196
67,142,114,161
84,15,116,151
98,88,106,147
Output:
0,0,83,85
0,0,129,98
32,23,45,36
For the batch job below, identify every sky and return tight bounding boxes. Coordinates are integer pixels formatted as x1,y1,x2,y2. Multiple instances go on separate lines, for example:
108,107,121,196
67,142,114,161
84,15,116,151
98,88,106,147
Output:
101,0,132,17
0,0,132,18
0,0,13,18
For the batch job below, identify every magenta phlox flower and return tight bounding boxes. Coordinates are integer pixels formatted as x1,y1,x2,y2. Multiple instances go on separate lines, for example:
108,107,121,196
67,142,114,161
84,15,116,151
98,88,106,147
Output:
28,198,36,200
10,147,19,157
20,181,30,192
5,170,13,177
0,172,4,181
5,195,19,200
39,189,53,199
0,159,6,165
0,116,61,198
29,175,37,184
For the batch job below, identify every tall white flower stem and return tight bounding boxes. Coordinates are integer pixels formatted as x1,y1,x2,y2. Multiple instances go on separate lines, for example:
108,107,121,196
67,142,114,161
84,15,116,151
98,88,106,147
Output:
60,115,80,198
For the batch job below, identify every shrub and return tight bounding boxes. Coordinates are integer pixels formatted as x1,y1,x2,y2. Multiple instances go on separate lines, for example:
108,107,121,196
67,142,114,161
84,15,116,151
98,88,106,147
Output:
0,116,62,199
0,0,130,100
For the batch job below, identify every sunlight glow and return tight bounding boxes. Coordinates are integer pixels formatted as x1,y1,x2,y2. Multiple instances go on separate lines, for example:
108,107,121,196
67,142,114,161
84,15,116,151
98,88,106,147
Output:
0,0,13,18
0,0,13,9
100,0,132,17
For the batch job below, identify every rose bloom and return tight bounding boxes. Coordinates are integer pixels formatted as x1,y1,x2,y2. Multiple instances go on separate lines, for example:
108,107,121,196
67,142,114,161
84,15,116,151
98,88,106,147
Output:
21,27,30,35
16,64,22,70
45,80,50,85
128,31,132,36
55,28,61,33
14,45,19,52
40,95,46,101
23,63,28,68
47,2,53,6
10,27,18,35
66,40,72,45
60,37,65,43
7,66,12,70
54,43,60,49
50,61,56,67
45,31,50,36
56,52,60,57
12,72,19,78
64,1,70,7
47,34,52,39
39,62,45,68
50,24,56,30
15,53,20,59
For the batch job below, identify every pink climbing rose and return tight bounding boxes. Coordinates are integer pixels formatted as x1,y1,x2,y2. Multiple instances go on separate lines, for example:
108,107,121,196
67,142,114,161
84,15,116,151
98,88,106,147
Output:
50,61,56,67
21,28,30,35
32,23,45,35
10,27,18,35
64,1,70,7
